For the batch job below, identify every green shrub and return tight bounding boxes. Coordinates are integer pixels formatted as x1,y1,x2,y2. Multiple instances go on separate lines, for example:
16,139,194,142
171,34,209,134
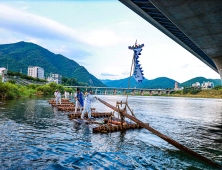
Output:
183,89,190,94
173,90,182,94
213,85,222,90
190,89,202,94
64,87,74,93
8,79,16,84
5,91,15,99
29,83,36,89
0,82,20,99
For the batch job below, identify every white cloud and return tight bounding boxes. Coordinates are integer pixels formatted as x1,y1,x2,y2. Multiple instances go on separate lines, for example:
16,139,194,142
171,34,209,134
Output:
0,4,80,42
122,71,129,75
80,29,122,47
101,73,118,76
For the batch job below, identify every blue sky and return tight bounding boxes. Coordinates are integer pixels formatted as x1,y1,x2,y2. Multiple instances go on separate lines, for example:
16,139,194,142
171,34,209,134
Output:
0,0,220,82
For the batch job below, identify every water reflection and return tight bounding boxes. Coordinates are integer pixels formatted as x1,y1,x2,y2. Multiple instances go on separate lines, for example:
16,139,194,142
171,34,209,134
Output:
0,96,222,169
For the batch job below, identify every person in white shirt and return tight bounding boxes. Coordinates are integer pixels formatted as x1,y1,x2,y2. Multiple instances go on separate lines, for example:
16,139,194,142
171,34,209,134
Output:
57,90,61,105
54,90,58,104
81,90,96,119
64,90,68,99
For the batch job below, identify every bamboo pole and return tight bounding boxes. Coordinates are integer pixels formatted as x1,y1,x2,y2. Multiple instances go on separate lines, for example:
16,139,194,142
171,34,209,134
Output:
126,40,137,103
96,97,222,168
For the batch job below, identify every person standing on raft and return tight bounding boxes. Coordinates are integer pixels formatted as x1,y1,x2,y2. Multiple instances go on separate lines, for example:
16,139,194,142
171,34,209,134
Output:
54,89,58,105
81,90,96,119
74,88,84,112
56,90,61,105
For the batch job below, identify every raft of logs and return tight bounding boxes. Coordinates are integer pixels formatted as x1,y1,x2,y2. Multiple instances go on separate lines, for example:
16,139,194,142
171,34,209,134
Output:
93,123,148,133
68,112,112,119
47,98,146,134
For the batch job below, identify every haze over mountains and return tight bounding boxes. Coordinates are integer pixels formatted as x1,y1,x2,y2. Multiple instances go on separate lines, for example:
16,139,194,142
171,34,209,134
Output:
100,76,221,89
0,41,105,87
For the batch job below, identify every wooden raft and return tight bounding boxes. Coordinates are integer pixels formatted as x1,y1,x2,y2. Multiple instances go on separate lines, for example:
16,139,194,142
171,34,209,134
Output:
68,112,112,119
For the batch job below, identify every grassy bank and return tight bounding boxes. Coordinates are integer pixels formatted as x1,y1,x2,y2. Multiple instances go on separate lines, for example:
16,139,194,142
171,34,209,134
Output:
130,86,222,99
0,82,75,100
169,89,222,98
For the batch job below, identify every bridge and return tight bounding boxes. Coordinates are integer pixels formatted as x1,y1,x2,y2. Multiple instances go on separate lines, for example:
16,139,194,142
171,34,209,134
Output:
64,86,175,96
119,0,222,80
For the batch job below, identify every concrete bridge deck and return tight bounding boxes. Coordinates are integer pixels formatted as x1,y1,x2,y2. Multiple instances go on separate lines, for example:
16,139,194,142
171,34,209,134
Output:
64,86,175,96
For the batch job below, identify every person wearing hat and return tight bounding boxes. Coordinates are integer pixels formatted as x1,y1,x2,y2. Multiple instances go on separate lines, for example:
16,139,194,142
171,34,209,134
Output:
74,88,84,112
81,90,96,119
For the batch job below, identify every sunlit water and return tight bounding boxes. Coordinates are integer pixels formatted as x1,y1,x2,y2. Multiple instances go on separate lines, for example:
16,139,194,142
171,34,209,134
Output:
0,95,222,169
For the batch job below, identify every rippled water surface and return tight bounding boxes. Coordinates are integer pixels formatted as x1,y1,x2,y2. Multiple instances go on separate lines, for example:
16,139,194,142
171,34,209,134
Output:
0,95,222,169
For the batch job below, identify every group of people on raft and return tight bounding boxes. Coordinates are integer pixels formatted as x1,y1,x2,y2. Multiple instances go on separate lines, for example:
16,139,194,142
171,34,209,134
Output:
54,88,96,119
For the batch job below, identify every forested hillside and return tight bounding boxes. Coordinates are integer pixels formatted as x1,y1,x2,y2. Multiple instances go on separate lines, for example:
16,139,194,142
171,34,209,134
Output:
102,76,177,89
0,41,105,87
180,77,221,87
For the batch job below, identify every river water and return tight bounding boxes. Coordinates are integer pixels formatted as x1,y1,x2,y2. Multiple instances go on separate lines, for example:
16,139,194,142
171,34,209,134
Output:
0,95,222,169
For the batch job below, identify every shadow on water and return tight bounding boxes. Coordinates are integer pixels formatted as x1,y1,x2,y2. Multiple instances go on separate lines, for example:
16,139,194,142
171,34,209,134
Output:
0,95,222,169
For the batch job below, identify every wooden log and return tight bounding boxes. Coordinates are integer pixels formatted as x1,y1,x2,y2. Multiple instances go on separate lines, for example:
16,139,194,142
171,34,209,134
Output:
68,112,112,119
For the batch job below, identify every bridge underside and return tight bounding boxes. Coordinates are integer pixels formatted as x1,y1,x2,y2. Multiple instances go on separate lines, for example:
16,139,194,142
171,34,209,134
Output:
119,0,222,79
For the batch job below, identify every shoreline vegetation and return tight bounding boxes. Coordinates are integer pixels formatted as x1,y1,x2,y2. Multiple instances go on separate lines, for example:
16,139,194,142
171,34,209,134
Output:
1,76,222,100
135,86,222,99
0,82,75,100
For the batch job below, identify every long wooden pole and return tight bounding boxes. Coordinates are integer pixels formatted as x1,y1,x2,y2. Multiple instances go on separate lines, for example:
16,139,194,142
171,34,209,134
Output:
126,41,137,103
96,97,222,168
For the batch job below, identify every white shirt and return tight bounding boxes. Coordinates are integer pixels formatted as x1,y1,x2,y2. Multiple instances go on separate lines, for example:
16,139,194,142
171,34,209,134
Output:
54,91,58,98
85,93,96,104
57,92,61,98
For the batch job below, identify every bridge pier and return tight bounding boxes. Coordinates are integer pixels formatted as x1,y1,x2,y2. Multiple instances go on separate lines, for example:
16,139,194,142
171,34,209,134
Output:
158,91,162,95
114,89,116,95
132,89,135,96
166,91,170,95
95,88,97,95
123,89,126,95
141,90,144,96
105,89,107,95
149,90,153,96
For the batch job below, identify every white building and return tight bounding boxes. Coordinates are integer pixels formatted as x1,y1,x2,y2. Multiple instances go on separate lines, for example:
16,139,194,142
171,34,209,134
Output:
47,73,62,84
192,82,200,88
0,67,7,75
28,66,44,79
201,81,214,89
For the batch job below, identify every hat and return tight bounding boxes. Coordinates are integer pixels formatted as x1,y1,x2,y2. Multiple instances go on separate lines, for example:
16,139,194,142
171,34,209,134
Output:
90,90,93,92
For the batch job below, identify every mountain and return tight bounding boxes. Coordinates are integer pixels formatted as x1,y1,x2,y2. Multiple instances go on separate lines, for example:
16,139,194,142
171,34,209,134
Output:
99,79,113,84
0,41,105,87
103,76,177,89
180,77,221,87
142,77,177,89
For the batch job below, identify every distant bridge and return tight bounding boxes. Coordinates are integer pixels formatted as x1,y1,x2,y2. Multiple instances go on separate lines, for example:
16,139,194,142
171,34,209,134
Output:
64,86,175,96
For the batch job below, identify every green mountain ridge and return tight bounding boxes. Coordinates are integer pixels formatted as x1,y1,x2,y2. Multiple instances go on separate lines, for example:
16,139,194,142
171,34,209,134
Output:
180,77,221,87
101,76,221,89
101,77,178,89
0,41,105,87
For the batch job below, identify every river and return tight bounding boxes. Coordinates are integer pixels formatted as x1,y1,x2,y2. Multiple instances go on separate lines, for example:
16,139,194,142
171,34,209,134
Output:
0,95,222,169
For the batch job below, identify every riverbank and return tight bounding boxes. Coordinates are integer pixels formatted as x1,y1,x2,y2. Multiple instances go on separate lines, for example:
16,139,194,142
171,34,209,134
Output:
141,89,222,99
169,89,222,98
0,82,75,100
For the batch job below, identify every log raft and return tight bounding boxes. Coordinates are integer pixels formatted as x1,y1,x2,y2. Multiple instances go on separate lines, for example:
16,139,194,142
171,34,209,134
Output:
68,112,112,119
